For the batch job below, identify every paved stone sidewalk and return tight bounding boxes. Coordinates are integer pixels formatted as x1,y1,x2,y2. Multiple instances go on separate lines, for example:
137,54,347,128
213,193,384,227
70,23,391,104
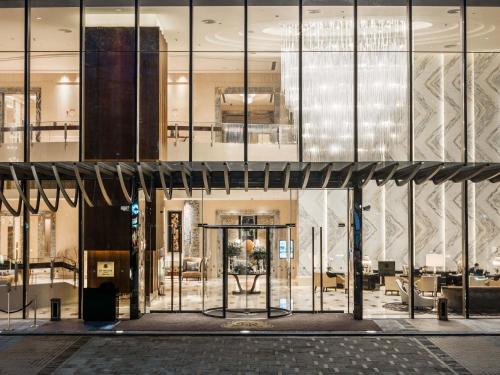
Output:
1,335,498,375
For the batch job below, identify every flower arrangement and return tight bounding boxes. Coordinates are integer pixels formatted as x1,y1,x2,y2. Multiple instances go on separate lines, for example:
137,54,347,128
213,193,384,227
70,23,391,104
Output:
252,246,266,271
227,241,242,258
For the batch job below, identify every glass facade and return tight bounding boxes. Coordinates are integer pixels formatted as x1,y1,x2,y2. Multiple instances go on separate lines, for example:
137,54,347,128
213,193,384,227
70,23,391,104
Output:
0,1,499,322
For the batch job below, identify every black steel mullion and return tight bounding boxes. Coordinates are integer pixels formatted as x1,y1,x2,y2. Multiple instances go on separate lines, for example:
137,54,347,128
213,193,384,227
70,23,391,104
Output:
179,232,182,311
243,0,248,162
407,0,415,320
353,0,358,163
79,0,85,162
461,0,469,319
222,228,228,318
77,0,85,321
188,0,193,162
170,228,174,311
319,226,323,312
311,226,315,313
298,0,303,162
24,0,30,163
266,227,271,318
134,0,140,162
22,0,31,320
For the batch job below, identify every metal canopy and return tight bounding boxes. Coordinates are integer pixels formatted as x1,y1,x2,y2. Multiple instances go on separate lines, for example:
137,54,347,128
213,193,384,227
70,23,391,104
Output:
0,161,499,216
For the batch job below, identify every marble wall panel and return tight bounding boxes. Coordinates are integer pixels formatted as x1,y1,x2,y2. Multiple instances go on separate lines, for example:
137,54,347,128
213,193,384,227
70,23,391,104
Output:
469,182,500,273
413,53,463,162
384,182,408,269
327,190,348,273
468,53,500,163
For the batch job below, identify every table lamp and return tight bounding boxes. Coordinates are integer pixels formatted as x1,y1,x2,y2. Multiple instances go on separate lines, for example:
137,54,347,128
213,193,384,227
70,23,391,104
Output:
492,256,500,274
426,253,444,274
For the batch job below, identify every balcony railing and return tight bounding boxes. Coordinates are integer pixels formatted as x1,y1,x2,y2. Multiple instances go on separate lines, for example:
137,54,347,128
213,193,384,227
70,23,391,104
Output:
167,121,297,147
0,121,297,148
0,121,79,145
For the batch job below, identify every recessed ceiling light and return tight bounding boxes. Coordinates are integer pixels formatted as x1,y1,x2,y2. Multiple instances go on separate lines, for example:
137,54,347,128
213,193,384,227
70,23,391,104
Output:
308,9,321,14
35,16,42,20
202,19,216,24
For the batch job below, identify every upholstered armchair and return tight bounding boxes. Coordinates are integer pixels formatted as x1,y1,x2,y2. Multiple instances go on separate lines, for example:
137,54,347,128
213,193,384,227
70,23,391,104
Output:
395,279,435,309
384,276,399,295
182,257,202,281
415,275,438,296
314,272,339,291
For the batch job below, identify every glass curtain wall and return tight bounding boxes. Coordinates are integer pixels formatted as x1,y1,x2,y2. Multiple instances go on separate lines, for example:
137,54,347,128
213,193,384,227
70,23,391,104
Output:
358,0,410,318
139,1,189,161
467,4,500,317
2,1,500,320
30,0,80,162
247,1,299,161
193,0,244,161
0,1,24,162
412,1,464,318
26,192,79,319
0,0,25,321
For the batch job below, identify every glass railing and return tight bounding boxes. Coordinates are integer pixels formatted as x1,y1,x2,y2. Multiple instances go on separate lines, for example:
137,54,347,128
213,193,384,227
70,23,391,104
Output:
0,121,80,145
168,121,297,146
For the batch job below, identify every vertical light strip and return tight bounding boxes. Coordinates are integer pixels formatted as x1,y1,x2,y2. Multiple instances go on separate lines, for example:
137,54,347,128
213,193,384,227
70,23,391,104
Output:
323,190,328,268
440,54,446,268
470,56,476,263
382,185,386,261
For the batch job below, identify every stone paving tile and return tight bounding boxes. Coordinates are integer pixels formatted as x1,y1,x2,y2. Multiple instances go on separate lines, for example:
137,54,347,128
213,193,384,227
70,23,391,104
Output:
1,335,496,374
429,337,500,375
0,336,83,375
42,336,470,375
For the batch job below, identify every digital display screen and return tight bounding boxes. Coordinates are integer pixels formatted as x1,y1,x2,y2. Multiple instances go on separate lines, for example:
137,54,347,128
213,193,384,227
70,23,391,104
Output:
279,240,294,259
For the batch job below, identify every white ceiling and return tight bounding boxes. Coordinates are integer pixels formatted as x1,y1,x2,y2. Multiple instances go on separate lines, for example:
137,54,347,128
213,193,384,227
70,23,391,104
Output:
0,5,498,72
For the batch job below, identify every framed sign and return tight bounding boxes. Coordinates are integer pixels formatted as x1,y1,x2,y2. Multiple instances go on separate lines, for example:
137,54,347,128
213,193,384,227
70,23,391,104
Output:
279,240,287,259
279,240,295,259
168,211,182,252
97,261,115,277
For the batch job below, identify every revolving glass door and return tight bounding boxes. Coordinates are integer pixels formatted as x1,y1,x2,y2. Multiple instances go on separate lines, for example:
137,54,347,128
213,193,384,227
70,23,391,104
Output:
201,224,293,318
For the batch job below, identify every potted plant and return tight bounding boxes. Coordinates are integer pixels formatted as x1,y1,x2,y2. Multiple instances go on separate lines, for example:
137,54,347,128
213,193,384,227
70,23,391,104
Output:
227,240,242,270
252,246,266,271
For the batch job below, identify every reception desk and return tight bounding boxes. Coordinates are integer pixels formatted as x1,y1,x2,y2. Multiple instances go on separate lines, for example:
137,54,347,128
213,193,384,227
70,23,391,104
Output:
442,286,500,313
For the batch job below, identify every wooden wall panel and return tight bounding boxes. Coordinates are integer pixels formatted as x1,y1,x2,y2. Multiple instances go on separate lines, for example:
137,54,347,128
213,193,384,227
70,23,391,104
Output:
85,27,136,161
84,27,164,161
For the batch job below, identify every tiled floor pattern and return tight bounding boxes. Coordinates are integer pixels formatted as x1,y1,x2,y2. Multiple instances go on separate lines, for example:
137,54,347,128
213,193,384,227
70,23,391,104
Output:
151,279,429,318
1,335,497,374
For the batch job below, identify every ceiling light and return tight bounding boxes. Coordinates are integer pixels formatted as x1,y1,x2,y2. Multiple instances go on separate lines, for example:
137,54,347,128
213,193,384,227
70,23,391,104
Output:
202,19,216,24
35,16,42,20
447,9,460,14
307,9,321,14
115,8,122,12
58,28,72,34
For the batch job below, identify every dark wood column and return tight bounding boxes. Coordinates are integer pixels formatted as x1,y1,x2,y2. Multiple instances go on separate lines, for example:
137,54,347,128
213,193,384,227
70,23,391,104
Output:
82,27,165,320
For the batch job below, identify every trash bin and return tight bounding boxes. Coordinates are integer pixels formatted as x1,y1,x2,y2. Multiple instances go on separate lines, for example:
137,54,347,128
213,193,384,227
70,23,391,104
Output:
50,298,61,321
438,297,448,321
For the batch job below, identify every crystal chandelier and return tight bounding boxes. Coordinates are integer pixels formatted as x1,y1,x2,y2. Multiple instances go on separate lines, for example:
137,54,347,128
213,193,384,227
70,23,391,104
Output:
281,18,408,161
